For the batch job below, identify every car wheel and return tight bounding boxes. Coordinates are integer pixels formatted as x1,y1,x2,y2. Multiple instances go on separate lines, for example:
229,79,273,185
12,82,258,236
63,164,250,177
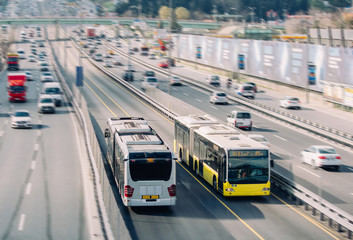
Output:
311,159,318,169
297,107,301,110
248,127,252,131
335,166,340,171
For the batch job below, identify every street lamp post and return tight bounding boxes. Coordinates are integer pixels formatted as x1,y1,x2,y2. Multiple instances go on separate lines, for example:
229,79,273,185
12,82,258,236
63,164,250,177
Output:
249,7,256,24
168,0,173,95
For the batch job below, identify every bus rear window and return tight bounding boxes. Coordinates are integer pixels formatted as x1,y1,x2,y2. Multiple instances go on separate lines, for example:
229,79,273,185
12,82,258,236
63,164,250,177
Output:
129,159,172,181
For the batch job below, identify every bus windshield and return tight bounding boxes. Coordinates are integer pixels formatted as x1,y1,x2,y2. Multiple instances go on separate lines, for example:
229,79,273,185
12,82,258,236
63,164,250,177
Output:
228,150,269,184
129,158,172,181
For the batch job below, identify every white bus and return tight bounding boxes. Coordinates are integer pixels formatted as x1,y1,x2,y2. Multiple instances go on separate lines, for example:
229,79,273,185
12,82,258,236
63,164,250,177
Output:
105,117,176,206
174,114,273,197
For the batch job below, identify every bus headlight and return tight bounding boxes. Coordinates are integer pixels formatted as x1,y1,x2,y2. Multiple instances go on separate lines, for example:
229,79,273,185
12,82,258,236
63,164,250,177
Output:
262,188,270,191
225,188,235,192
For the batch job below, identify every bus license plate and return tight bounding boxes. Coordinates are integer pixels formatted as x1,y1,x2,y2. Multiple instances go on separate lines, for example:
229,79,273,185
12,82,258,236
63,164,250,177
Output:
142,195,159,199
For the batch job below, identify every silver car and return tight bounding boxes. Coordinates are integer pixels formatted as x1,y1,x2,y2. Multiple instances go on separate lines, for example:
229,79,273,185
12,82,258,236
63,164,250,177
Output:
280,96,301,109
301,145,341,170
210,91,228,104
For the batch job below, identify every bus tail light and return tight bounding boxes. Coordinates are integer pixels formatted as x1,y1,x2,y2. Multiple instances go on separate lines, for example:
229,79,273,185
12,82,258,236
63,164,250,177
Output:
124,185,134,198
168,184,176,197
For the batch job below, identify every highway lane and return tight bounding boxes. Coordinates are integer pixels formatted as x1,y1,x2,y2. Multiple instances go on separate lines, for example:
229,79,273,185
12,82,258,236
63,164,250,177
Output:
0,30,91,239
73,32,353,213
101,27,353,135
52,28,344,239
65,29,353,216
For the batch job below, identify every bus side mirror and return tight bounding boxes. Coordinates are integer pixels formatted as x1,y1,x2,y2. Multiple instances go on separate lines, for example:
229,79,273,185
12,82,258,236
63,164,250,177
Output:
270,159,274,168
104,128,110,138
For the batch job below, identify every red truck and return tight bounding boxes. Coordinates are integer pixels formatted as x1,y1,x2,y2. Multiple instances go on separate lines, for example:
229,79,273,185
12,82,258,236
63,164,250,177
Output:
86,27,96,39
7,53,20,71
7,72,27,102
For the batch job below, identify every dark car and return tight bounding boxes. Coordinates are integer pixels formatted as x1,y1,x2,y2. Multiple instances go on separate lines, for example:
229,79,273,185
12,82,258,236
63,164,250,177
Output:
122,70,134,81
143,71,155,77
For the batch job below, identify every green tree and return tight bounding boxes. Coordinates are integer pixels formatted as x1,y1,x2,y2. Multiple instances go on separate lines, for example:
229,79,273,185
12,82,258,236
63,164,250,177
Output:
175,7,190,19
159,6,170,19
170,8,182,32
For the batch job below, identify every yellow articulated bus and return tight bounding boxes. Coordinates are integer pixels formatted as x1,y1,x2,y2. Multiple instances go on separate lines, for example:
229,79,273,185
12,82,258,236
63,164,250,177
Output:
174,115,273,196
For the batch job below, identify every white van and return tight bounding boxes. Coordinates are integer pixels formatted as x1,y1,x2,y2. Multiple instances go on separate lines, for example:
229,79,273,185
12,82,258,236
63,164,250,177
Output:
227,110,252,131
41,82,63,106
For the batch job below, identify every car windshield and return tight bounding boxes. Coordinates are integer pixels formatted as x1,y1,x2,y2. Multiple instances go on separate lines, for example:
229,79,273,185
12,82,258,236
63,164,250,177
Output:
41,98,53,103
289,98,299,101
15,111,29,117
216,93,226,97
211,76,219,80
236,112,251,118
18,51,24,54
318,148,336,154
145,71,154,76
147,78,157,83
243,86,253,90
45,87,60,94
43,73,52,76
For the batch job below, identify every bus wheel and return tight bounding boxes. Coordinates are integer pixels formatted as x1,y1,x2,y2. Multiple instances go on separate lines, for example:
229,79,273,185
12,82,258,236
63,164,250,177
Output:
193,160,197,173
213,177,217,190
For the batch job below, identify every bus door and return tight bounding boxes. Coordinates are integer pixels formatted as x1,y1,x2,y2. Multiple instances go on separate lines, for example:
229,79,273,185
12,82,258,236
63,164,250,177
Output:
218,155,225,192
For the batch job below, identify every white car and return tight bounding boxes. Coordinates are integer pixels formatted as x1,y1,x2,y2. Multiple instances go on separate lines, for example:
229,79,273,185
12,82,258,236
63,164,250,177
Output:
141,77,159,91
40,72,54,82
28,54,36,62
104,60,113,68
94,53,103,61
301,145,341,170
205,75,220,87
38,94,55,113
149,53,156,59
17,49,26,59
25,71,33,81
236,84,256,99
210,91,228,104
280,96,301,109
170,76,182,86
248,134,271,148
11,110,32,128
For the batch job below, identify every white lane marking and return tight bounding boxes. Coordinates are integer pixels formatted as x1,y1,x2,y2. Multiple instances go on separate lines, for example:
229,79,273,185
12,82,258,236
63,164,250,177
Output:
183,92,189,96
0,130,3,137
348,167,353,171
25,183,32,195
196,99,202,102
34,144,39,151
274,135,287,141
211,106,218,110
350,193,353,196
18,214,26,231
298,166,320,178
31,161,36,170
37,131,41,136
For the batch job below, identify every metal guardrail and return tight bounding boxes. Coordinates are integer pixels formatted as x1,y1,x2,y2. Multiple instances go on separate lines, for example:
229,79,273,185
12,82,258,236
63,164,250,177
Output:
272,171,353,238
65,30,353,238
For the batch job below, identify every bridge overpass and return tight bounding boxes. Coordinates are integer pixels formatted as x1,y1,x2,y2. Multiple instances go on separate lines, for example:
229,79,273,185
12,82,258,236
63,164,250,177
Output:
0,17,222,30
